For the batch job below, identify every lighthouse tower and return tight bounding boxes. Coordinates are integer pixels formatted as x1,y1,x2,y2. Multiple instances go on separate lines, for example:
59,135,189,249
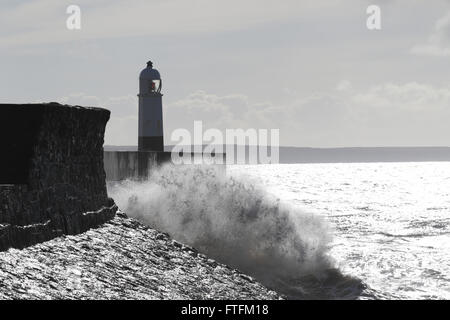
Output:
138,61,164,152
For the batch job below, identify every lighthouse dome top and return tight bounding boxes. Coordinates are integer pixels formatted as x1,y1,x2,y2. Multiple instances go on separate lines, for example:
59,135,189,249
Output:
139,61,161,80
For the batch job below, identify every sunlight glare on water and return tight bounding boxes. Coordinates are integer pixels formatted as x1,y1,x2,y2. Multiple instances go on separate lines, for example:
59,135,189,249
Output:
228,162,450,299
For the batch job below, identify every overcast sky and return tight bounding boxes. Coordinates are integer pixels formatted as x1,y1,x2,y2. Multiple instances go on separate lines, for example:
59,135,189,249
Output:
1,0,450,147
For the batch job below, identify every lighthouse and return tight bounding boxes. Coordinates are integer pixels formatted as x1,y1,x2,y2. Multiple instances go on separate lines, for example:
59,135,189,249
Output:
138,61,164,152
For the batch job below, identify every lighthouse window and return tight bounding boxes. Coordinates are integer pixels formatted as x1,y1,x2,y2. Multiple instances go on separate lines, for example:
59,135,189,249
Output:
150,80,161,93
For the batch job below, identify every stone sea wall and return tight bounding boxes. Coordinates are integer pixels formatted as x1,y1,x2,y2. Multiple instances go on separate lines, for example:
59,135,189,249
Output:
0,103,282,301
0,103,117,251
0,213,281,300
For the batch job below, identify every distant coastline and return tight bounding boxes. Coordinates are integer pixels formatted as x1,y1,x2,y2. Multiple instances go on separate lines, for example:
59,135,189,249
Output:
104,145,450,164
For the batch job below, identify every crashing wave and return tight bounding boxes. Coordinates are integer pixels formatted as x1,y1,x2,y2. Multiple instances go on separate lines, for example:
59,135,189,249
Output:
108,164,365,299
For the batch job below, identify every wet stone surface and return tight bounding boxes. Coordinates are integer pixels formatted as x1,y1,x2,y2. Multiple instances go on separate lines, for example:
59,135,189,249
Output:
0,214,281,300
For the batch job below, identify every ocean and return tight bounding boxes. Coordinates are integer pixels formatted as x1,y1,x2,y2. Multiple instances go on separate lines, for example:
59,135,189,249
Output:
229,162,450,299
108,162,450,300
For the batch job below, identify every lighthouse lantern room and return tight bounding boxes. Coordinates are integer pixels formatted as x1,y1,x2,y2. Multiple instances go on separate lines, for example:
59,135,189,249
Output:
138,60,164,152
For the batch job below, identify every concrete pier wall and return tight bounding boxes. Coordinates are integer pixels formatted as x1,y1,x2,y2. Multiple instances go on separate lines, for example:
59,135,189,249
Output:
103,151,226,181
104,151,172,181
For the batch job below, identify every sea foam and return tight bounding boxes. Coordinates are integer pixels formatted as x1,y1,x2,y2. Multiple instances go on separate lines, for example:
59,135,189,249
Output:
108,164,359,298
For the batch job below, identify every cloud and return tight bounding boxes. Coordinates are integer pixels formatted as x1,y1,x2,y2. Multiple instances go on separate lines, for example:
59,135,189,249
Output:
411,12,450,57
0,0,343,48
164,82,450,147
55,80,450,147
